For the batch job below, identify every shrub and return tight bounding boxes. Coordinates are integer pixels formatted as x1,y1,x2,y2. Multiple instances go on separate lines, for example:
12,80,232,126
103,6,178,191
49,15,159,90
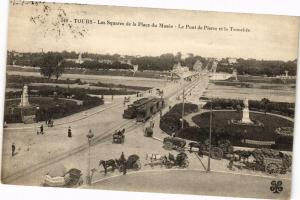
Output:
202,98,295,117
159,103,198,134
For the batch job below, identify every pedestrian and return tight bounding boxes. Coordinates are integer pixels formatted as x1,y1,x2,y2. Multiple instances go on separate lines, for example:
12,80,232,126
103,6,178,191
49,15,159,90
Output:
11,143,16,157
159,110,162,118
150,118,154,129
40,124,44,135
68,126,72,138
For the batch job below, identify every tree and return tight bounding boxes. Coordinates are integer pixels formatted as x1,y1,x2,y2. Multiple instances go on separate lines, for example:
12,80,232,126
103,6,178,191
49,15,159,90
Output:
261,98,270,114
53,61,64,80
40,52,63,79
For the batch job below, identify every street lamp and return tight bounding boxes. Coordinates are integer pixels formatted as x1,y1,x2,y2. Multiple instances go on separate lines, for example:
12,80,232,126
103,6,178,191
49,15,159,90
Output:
207,100,212,172
86,129,94,185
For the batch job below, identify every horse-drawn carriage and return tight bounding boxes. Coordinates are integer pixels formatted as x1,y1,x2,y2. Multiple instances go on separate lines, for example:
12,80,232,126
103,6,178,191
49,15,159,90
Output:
245,148,292,175
188,139,234,160
113,129,125,144
118,154,141,172
43,168,83,187
163,136,186,152
144,126,153,137
99,154,141,175
145,152,189,169
164,152,189,168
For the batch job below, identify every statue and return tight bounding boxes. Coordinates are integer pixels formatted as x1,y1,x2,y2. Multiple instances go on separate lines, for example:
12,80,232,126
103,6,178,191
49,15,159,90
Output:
19,84,30,107
241,98,253,124
243,98,249,108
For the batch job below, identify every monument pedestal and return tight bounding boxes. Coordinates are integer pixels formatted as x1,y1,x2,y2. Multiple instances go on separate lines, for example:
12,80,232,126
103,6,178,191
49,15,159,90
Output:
241,107,253,124
228,98,264,127
19,84,36,124
21,106,36,124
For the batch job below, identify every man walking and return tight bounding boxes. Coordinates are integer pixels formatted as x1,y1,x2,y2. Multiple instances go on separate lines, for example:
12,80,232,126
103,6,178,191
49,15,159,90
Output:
11,143,16,157
150,118,155,129
68,126,72,138
40,124,44,135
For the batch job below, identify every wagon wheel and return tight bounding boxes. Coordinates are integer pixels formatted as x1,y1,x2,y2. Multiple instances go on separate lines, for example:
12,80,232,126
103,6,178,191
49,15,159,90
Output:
266,163,280,175
211,147,223,160
181,159,189,168
77,177,83,186
218,143,227,152
176,146,185,153
164,160,173,169
227,145,234,154
163,141,173,150
133,160,141,170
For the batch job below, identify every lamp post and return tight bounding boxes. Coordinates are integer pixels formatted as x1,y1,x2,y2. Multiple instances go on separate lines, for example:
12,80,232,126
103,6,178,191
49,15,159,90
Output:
207,100,212,172
86,129,94,185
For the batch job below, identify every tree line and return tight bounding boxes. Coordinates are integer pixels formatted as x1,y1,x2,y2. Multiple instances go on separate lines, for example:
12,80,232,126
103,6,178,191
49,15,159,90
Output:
7,51,208,74
217,58,297,76
7,51,296,78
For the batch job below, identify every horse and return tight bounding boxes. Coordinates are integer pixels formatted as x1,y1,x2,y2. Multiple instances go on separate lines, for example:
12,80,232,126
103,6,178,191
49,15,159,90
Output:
234,150,252,163
99,159,117,175
146,153,165,161
145,153,166,168
118,128,125,136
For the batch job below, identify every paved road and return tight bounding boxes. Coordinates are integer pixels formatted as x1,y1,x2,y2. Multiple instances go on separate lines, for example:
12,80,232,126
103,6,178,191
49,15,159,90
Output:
90,170,290,199
1,75,204,183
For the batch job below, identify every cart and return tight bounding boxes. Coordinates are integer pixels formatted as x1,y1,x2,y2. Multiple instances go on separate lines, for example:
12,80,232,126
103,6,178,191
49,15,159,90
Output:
144,126,153,137
113,129,125,144
163,136,186,152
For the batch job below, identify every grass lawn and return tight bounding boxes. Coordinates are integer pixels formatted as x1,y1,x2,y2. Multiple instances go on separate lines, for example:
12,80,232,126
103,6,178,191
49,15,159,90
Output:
191,111,294,141
4,97,101,123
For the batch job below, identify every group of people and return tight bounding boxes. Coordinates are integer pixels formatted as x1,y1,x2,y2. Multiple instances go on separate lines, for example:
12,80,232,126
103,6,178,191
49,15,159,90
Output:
36,123,72,138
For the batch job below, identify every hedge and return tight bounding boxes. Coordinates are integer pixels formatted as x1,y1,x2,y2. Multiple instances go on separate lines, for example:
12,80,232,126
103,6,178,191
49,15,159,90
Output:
159,103,198,134
202,98,295,117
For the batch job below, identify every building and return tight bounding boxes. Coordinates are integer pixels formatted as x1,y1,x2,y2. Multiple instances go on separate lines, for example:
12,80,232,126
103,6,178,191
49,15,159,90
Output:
227,57,238,64
65,53,94,64
193,60,203,71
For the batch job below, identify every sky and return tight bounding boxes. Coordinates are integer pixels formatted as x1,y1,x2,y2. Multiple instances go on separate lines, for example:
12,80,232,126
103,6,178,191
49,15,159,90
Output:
7,1,300,61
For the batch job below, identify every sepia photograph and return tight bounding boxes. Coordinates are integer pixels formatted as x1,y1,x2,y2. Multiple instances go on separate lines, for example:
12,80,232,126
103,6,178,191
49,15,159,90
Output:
1,0,300,199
